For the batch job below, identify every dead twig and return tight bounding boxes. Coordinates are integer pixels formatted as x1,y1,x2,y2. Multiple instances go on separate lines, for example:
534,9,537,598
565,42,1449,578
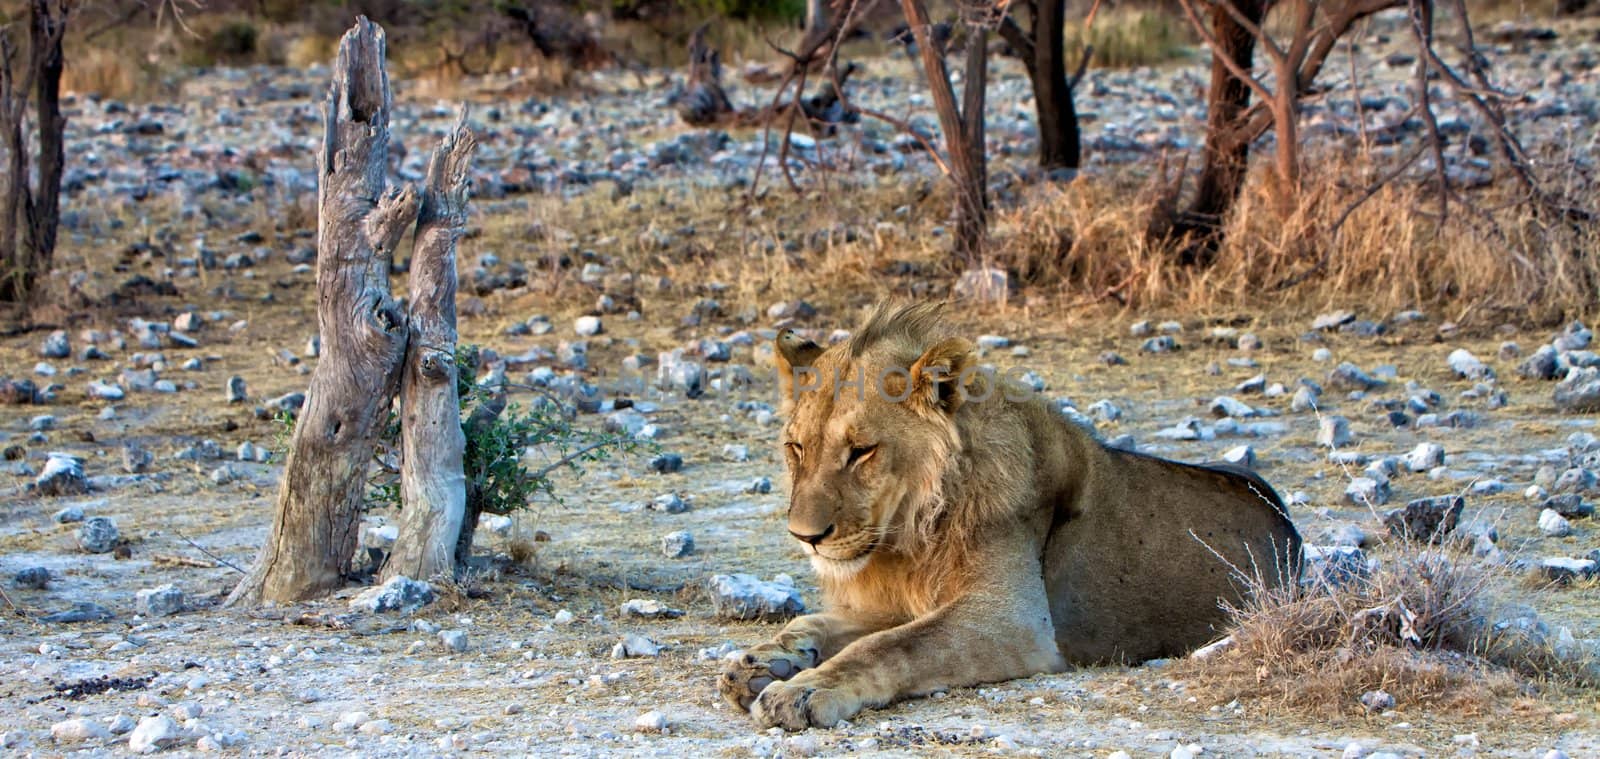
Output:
177,531,245,574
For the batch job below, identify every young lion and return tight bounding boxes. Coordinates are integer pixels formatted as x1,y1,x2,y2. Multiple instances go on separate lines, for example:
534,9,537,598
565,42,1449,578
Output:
718,303,1301,731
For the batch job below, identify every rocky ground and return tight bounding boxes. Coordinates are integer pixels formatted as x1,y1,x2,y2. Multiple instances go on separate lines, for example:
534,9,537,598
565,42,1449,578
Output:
3,11,1600,758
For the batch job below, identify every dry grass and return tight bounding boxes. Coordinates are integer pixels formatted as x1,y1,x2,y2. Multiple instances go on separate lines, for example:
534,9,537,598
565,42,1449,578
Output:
1170,536,1596,718
1069,6,1196,69
994,150,1600,321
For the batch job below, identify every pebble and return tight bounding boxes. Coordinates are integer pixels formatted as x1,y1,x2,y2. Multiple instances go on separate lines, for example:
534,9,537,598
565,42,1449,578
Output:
439,629,469,652
136,584,185,617
1172,744,1205,759
1140,335,1178,353
87,381,126,400
349,575,434,613
1540,558,1597,583
1359,689,1395,712
1553,321,1592,351
634,710,668,733
1520,345,1561,380
708,573,805,620
1328,362,1385,390
40,330,70,359
660,530,694,558
1538,508,1573,537
128,715,182,753
1554,366,1600,412
224,376,248,403
53,503,86,523
649,492,688,513
1345,477,1390,506
14,566,50,589
51,718,110,743
77,516,120,553
574,315,603,336
611,633,662,658
1209,396,1257,418
1316,416,1353,448
620,598,685,618
37,453,88,496
1446,348,1493,380
647,453,684,474
1221,445,1256,468
1404,442,1445,472
1382,496,1464,542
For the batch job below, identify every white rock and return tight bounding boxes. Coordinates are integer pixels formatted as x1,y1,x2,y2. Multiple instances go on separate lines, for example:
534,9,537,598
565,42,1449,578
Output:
1172,744,1205,759
1405,442,1445,472
1190,636,1233,660
357,719,393,735
1447,348,1493,380
708,574,805,620
136,584,185,617
1538,508,1572,537
51,718,111,743
348,575,434,613
1221,445,1256,468
611,633,662,659
552,609,575,625
634,710,668,732
574,315,603,337
439,629,469,652
128,715,182,753
1316,416,1353,448
1209,396,1257,418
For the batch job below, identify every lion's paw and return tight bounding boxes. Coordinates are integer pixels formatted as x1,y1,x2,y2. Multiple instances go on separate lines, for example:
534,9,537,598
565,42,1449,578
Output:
717,643,818,711
750,674,861,731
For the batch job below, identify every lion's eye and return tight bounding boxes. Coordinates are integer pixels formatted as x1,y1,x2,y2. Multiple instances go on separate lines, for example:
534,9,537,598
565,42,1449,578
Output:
846,444,877,468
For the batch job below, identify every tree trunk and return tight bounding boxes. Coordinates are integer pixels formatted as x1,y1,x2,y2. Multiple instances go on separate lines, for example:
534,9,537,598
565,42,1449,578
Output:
1178,0,1266,261
228,18,418,606
0,0,67,308
804,0,826,32
1030,0,1079,171
956,26,990,258
382,113,477,584
898,0,988,262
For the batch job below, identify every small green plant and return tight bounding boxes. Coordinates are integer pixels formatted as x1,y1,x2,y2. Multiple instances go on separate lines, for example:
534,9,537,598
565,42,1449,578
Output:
367,345,643,524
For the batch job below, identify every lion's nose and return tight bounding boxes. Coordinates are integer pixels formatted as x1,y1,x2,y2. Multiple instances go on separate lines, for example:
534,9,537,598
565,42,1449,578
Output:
788,524,835,546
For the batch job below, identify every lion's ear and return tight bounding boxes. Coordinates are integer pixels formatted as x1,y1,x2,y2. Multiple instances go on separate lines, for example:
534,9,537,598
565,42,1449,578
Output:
775,329,824,408
775,329,823,371
910,337,976,415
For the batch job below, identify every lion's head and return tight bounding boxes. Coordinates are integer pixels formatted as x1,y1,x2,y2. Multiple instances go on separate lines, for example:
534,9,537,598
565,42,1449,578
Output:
772,303,988,582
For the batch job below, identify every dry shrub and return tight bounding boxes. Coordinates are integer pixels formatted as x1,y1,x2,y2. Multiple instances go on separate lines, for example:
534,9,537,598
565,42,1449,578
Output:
996,149,1600,319
1172,539,1596,716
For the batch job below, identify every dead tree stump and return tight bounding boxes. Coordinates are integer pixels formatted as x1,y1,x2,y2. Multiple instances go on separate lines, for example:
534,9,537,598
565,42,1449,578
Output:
227,18,420,606
383,114,477,584
679,23,734,126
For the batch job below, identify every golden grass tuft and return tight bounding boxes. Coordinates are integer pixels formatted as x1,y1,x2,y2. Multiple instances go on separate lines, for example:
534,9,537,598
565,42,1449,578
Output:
1171,538,1596,717
994,149,1600,320
1070,7,1196,69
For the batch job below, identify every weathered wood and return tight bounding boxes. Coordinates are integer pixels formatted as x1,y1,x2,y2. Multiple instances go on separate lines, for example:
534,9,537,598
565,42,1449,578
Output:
680,23,734,127
227,18,418,606
383,112,477,583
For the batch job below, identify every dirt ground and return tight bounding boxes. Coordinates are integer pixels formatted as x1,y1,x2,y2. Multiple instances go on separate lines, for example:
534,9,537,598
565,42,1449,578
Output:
5,286,1600,756
4,16,1600,756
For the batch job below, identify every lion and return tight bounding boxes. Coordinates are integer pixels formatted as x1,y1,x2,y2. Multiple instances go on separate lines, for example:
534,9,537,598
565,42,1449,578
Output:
718,302,1302,731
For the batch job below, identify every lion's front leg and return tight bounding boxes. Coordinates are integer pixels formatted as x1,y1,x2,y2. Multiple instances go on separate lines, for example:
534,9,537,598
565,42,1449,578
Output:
752,547,1062,730
718,613,882,711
